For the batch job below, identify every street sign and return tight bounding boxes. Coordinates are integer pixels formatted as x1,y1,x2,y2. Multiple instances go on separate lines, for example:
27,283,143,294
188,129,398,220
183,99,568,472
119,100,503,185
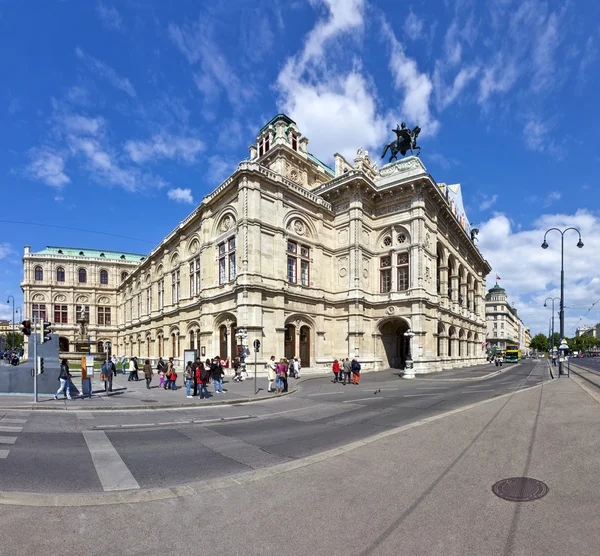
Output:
253,339,260,352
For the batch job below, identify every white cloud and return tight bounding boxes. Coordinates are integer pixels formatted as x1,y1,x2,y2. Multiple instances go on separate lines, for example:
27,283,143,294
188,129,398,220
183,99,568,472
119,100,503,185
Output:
167,187,194,204
478,210,597,336
404,10,424,41
434,63,479,109
0,243,13,259
383,22,439,134
26,147,70,189
75,47,136,98
479,194,498,211
124,133,205,164
543,191,561,207
531,11,561,93
275,0,388,161
63,115,104,136
96,3,123,31
478,55,519,104
523,118,553,153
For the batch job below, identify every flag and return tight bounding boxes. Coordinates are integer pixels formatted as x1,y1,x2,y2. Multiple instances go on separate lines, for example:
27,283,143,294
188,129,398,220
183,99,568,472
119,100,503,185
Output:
496,274,501,280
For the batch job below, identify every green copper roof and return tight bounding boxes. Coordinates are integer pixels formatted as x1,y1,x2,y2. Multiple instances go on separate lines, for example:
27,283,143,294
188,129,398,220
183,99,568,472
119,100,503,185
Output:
307,152,335,176
260,114,296,133
35,246,146,262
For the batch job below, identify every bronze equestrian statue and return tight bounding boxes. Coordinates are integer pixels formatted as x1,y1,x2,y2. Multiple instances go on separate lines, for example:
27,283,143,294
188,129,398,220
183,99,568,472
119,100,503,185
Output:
381,123,421,162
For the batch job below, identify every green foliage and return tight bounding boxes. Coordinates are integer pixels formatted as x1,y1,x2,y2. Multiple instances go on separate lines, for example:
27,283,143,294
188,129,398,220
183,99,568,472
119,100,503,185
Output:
567,334,598,353
4,332,24,349
530,333,549,352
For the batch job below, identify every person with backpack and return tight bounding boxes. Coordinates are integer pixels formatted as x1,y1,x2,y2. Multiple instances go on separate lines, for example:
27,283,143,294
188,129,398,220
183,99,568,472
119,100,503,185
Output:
351,358,361,384
54,359,72,400
197,361,210,399
211,356,224,394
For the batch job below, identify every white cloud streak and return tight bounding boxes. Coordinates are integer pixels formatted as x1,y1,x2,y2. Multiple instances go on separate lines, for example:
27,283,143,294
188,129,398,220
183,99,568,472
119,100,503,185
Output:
124,134,205,164
96,3,123,31
167,188,194,204
26,147,70,189
75,47,136,98
479,194,498,211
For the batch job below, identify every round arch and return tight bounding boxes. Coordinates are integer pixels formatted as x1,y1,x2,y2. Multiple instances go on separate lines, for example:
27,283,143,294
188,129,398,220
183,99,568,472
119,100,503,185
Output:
378,317,411,369
283,210,317,239
211,206,239,237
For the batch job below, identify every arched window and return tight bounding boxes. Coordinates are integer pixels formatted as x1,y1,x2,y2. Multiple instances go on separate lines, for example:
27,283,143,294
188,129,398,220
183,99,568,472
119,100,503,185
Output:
100,270,109,285
34,266,43,281
56,267,65,282
78,268,87,283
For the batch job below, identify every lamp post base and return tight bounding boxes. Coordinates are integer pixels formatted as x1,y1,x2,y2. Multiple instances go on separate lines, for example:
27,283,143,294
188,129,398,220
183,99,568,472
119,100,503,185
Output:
403,359,415,379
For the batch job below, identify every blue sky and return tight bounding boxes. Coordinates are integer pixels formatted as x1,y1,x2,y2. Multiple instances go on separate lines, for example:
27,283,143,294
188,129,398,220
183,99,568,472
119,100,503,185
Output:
1,0,599,336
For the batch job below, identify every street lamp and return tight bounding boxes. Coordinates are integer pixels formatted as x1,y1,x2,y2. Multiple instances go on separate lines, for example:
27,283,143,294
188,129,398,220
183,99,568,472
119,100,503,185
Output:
541,227,584,375
6,296,14,351
543,296,560,355
403,328,415,379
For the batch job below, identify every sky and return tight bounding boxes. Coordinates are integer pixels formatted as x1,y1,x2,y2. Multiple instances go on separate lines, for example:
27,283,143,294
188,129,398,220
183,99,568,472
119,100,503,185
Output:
0,0,599,337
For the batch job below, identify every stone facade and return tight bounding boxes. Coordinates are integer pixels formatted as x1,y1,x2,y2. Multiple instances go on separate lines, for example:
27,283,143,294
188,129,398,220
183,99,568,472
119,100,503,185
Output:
21,246,143,358
485,283,522,353
21,114,491,374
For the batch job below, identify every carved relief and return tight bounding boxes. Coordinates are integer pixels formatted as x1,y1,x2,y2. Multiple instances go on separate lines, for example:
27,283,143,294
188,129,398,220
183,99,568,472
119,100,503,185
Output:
288,218,309,237
189,239,199,254
219,214,234,233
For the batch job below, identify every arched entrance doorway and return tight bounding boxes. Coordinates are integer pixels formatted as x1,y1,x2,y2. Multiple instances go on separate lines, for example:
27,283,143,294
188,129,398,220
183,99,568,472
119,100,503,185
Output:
59,337,70,352
379,319,409,369
299,326,310,367
284,324,296,361
219,322,237,361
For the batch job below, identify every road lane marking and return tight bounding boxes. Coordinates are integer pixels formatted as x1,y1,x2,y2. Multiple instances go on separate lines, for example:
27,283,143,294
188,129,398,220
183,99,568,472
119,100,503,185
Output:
82,431,140,492
0,418,27,424
416,387,449,390
0,426,22,433
343,397,381,403
0,450,9,458
0,437,17,444
307,392,345,397
360,388,398,392
76,412,95,420
460,389,495,393
403,394,439,397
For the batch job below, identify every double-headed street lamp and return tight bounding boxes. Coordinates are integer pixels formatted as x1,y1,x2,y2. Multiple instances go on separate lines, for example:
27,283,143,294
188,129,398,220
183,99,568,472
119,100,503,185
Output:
541,227,584,375
544,297,561,353
6,296,14,351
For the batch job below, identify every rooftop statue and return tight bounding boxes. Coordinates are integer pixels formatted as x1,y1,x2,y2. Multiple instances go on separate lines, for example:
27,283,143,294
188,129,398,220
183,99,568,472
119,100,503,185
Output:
381,122,421,162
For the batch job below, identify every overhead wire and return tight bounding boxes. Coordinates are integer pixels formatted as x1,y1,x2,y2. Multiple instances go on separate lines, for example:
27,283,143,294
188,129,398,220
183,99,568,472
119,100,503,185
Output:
568,297,600,334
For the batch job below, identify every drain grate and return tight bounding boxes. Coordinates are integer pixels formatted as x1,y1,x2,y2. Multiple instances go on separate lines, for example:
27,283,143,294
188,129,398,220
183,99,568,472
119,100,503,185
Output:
139,399,157,403
492,477,549,502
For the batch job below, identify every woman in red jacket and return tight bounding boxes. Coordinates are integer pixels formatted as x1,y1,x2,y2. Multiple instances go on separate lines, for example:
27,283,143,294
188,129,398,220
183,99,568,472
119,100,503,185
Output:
332,359,341,383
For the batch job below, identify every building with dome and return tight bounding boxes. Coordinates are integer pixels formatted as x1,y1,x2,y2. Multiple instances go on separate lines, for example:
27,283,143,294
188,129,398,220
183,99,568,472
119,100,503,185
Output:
22,114,492,374
485,282,530,355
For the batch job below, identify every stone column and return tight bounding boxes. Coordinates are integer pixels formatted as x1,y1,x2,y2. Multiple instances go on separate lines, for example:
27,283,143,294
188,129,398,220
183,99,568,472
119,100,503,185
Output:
450,275,459,305
438,266,449,309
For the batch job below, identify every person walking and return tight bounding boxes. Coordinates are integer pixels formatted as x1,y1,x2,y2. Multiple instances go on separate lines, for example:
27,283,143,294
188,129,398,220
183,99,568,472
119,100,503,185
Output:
166,358,177,390
266,355,277,393
111,355,118,377
281,359,289,393
232,357,242,382
192,358,201,396
332,359,341,383
197,361,210,399
292,357,301,379
342,357,352,385
275,358,287,394
158,366,166,388
127,357,137,381
133,357,140,381
157,357,167,377
100,360,113,393
211,357,224,394
54,359,72,400
120,355,127,375
184,361,194,398
143,359,153,389
351,358,361,384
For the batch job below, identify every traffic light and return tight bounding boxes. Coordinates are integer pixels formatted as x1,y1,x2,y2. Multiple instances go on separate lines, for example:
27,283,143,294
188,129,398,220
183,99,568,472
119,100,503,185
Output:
21,320,31,336
37,356,44,375
41,321,52,343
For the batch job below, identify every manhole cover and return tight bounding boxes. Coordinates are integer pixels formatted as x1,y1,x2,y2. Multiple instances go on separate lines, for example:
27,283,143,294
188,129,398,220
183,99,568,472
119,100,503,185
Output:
492,477,549,502
140,399,157,403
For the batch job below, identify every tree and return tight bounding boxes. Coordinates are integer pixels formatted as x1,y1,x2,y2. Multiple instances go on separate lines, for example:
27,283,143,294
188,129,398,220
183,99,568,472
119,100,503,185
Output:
530,333,549,352
4,332,24,350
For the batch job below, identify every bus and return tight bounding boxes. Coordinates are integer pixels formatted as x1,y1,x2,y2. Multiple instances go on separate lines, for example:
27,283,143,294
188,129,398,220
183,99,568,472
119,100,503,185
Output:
505,344,521,363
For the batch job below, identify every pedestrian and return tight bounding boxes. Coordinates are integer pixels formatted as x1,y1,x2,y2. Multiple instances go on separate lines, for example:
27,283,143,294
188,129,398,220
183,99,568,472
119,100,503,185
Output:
158,366,166,388
275,358,287,393
499,355,503,367
281,359,289,392
197,361,210,399
166,358,177,390
111,355,118,376
157,357,167,377
192,357,201,396
211,356,224,393
133,357,140,380
100,360,113,393
143,359,153,389
127,357,137,381
292,356,301,379
54,359,73,400
351,358,361,384
342,357,352,385
184,361,194,398
232,357,242,382
332,359,341,383
266,355,277,392
120,355,127,375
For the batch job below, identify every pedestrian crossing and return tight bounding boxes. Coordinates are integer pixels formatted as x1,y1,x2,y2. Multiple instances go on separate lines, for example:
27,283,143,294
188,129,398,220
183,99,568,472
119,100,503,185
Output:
0,413,28,458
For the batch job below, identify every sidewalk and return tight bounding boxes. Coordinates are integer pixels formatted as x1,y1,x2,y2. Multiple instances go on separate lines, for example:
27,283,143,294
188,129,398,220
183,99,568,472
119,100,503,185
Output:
0,371,298,410
416,360,518,380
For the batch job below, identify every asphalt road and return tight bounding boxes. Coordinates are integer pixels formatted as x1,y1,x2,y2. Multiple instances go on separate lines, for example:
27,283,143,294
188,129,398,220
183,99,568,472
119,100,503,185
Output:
0,360,548,494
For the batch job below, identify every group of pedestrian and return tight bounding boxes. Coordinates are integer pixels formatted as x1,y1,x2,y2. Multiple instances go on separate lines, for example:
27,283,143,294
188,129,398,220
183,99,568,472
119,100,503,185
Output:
265,356,301,393
331,357,361,384
180,356,226,398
